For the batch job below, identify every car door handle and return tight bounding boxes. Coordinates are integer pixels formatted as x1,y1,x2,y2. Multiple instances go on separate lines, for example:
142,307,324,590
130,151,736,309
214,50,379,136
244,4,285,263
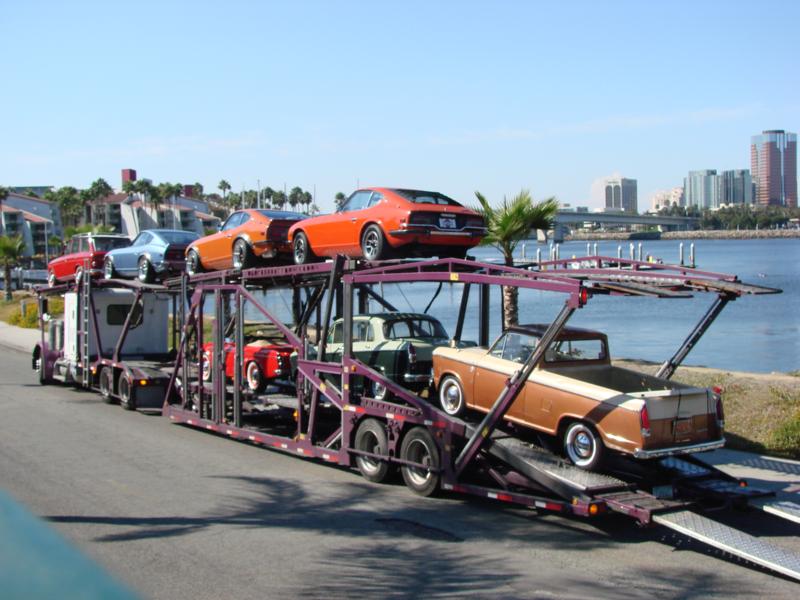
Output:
350,218,357,222
225,234,232,238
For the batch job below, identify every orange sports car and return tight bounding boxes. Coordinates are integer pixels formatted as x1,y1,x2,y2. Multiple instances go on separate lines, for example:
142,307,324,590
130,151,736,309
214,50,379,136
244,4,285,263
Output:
185,209,306,274
287,187,486,263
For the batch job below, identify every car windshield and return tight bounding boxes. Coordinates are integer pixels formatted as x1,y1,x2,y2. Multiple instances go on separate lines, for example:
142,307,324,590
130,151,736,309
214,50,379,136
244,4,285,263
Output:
384,318,448,339
93,237,131,251
156,231,199,244
257,210,306,220
392,189,462,206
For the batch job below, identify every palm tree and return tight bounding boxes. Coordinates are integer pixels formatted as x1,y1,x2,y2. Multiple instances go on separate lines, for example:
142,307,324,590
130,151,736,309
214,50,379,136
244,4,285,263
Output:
302,190,313,213
218,180,231,201
473,190,558,328
0,235,25,301
0,186,9,235
272,190,287,210
288,186,303,211
262,186,274,209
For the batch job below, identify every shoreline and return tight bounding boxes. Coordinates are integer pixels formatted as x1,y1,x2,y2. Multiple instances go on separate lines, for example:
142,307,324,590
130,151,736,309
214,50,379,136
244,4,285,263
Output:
566,229,800,241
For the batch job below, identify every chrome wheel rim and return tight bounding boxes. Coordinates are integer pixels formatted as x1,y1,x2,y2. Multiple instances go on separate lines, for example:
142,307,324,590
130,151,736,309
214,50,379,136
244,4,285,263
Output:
294,236,306,263
566,424,596,466
74,267,83,282
440,380,462,414
48,273,56,287
359,430,381,474
138,259,149,281
233,242,244,269
372,380,387,400
187,252,198,275
246,362,261,391
404,438,434,486
363,230,379,260
104,260,113,279
201,351,211,381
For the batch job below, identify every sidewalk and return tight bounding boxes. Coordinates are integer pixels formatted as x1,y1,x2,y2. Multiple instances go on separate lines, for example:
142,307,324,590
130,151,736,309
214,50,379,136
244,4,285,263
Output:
0,318,797,501
0,320,40,354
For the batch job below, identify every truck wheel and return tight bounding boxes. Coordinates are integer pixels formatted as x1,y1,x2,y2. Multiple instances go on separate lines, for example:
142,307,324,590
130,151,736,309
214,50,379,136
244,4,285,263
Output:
119,376,136,411
400,426,440,497
246,361,266,393
361,225,387,262
354,418,392,483
232,239,256,270
99,367,115,403
563,421,604,470
438,375,465,417
138,257,155,283
34,349,49,385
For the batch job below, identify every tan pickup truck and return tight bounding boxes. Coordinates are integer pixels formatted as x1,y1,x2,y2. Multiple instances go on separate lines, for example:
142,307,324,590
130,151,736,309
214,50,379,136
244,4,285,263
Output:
432,324,725,470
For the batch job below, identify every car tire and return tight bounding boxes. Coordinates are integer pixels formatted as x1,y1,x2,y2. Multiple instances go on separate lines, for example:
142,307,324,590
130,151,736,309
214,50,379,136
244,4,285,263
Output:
118,375,136,411
370,378,390,401
354,418,392,483
293,232,317,265
201,351,212,382
99,367,115,403
104,258,117,280
74,266,84,284
361,224,388,262
400,426,440,497
232,239,256,270
438,375,465,417
563,421,604,470
186,249,203,276
246,360,266,393
47,271,56,287
138,257,155,283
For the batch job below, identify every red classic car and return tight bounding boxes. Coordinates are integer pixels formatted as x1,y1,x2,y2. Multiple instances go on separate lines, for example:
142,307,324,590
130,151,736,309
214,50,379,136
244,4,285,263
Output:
288,188,486,263
202,340,293,393
48,233,131,286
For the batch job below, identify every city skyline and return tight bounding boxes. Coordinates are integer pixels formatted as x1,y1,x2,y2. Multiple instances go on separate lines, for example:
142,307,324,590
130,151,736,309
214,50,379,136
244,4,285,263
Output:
1,1,798,212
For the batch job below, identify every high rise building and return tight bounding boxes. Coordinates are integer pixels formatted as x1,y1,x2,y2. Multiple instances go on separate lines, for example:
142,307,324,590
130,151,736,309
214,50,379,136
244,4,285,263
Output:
684,170,720,209
649,187,684,212
718,169,753,205
750,130,797,207
603,176,638,213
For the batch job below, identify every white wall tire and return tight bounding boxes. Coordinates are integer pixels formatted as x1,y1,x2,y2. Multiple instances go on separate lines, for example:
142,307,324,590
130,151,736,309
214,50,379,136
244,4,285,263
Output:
438,375,465,417
563,421,604,470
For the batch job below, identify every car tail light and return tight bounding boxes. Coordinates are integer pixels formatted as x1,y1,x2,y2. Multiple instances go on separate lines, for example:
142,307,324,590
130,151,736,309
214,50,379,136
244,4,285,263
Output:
407,343,417,365
409,212,437,225
640,404,651,437
714,393,725,428
465,217,485,228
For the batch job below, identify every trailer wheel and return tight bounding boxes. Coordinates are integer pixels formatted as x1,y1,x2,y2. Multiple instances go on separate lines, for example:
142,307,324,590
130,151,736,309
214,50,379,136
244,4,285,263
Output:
246,361,266,393
438,375,465,417
400,426,440,497
99,367,115,403
563,421,604,470
118,376,136,411
354,418,392,483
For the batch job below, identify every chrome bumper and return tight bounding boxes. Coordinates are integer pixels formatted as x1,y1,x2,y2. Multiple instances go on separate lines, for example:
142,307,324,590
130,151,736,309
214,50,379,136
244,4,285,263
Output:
403,373,432,384
633,438,725,459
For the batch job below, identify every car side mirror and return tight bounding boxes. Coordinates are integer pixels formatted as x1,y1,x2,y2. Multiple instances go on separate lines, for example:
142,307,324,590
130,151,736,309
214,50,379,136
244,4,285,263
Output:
217,223,223,232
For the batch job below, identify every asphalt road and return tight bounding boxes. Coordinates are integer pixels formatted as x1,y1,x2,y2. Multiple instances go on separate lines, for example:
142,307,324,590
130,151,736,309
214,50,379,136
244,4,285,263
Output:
1,348,798,599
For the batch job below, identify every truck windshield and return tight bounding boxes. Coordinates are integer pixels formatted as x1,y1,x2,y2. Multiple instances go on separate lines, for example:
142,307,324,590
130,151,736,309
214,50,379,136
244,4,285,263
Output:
384,318,448,339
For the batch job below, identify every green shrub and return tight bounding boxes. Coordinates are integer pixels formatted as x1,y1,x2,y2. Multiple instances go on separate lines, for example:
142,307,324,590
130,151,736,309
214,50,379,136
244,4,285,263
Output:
6,297,63,329
770,413,800,458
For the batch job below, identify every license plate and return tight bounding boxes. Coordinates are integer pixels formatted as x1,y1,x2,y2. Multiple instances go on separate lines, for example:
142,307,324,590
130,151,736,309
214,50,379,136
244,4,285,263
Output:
674,418,693,435
439,216,457,229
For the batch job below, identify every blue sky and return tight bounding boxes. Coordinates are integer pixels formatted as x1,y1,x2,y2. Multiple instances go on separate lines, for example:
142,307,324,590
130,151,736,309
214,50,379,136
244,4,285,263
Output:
1,0,797,211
